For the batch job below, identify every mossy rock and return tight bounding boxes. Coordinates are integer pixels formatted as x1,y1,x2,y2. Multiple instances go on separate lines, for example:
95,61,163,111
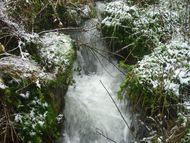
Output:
38,32,76,113
0,56,45,83
20,31,76,117
0,32,76,142
118,38,190,107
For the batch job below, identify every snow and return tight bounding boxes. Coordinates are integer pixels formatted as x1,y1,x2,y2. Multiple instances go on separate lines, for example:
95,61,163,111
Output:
14,97,49,135
135,37,190,96
101,0,179,45
15,114,22,122
0,83,7,89
101,1,135,26
20,91,30,98
38,121,44,126
184,101,190,110
29,109,35,118
81,5,91,18
0,77,7,89
40,32,74,68
56,114,64,122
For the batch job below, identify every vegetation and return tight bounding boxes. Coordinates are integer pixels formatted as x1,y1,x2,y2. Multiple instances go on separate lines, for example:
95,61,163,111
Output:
0,6,76,142
6,0,95,32
101,1,178,63
129,0,159,7
0,56,56,142
0,32,76,142
118,54,190,142
108,0,190,142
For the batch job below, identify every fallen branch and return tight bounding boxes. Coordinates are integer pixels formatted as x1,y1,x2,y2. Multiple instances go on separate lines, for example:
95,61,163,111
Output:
38,27,86,35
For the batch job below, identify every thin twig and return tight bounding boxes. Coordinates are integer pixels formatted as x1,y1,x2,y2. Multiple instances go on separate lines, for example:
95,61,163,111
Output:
88,46,114,77
78,42,126,76
100,80,137,141
96,128,118,143
80,42,125,60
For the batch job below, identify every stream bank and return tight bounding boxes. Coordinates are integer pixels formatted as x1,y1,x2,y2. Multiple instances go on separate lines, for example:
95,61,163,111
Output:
0,1,77,142
101,0,190,142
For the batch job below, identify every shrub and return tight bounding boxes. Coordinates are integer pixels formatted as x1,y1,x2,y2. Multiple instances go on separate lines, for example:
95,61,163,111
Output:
101,1,179,63
117,38,190,142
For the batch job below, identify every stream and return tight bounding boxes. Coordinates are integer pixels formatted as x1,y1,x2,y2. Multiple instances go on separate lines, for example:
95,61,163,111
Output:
59,2,131,143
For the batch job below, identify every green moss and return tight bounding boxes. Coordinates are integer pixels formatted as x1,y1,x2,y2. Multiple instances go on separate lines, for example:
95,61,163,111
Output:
89,6,97,18
24,41,43,63
102,24,154,63
181,126,190,143
6,0,95,32
129,0,159,7
0,78,61,142
7,0,74,32
46,44,76,113
118,65,178,117
0,77,58,143
34,4,55,32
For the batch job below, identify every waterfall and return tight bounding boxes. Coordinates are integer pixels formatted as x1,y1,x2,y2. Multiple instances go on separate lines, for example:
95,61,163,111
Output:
59,2,131,143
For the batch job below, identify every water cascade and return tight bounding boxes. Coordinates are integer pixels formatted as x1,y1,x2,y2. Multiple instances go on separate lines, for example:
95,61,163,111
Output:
60,2,131,143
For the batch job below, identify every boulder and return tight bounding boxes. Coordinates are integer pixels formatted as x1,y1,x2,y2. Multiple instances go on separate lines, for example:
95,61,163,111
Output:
38,32,76,113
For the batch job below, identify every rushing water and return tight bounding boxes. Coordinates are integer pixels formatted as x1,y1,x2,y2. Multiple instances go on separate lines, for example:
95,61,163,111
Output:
59,3,131,143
